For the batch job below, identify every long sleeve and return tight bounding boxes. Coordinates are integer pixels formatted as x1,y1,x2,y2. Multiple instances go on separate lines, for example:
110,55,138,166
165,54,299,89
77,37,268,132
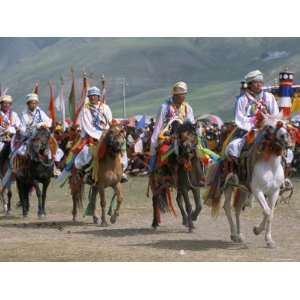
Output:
186,104,195,123
40,110,52,127
104,104,113,125
235,97,255,132
268,94,279,116
150,104,166,155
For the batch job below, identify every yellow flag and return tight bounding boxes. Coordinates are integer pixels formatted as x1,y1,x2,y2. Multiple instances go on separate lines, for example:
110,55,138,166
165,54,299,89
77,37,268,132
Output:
291,94,300,113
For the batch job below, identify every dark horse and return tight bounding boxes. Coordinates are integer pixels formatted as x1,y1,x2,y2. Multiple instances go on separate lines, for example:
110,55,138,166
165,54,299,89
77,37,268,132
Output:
149,120,203,232
15,127,54,218
0,139,13,214
176,122,203,232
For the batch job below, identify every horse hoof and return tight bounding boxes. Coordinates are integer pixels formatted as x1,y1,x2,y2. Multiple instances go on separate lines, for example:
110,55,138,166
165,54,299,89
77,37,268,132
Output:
253,226,260,235
237,234,245,243
182,219,188,227
5,210,11,217
23,214,28,218
93,216,99,225
110,215,117,224
100,221,108,227
191,212,199,221
151,222,159,230
266,241,276,249
230,235,239,242
38,214,46,219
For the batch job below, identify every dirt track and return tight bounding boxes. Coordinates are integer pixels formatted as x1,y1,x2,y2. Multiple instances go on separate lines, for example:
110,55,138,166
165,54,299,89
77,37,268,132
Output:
0,177,300,261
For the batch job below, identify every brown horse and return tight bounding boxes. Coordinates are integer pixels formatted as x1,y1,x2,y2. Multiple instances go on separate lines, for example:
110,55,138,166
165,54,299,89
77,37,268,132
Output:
91,125,126,226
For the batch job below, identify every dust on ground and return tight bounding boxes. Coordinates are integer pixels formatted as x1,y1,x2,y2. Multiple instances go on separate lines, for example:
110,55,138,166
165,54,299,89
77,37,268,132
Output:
1,177,300,261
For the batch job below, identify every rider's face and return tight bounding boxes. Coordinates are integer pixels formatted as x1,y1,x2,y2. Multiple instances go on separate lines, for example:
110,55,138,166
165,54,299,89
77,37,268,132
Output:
27,100,38,111
89,95,100,105
248,80,264,95
173,94,186,105
1,101,11,112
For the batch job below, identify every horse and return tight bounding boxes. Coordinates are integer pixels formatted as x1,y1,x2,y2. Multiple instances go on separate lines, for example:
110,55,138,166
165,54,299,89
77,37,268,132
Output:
90,124,126,226
149,118,204,232
205,114,291,248
175,121,204,232
0,139,13,215
15,127,54,218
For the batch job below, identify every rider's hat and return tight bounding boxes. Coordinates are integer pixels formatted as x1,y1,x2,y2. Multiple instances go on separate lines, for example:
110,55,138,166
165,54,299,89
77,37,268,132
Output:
25,93,39,103
0,95,13,103
172,81,188,95
87,86,101,97
245,70,264,83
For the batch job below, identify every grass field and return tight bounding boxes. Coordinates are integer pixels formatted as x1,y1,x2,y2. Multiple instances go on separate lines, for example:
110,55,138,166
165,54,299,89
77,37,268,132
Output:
0,176,300,261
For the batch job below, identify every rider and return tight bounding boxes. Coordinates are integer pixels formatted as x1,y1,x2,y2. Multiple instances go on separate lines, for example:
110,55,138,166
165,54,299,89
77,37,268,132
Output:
17,93,64,165
0,95,23,162
149,81,194,172
225,70,279,168
59,86,128,182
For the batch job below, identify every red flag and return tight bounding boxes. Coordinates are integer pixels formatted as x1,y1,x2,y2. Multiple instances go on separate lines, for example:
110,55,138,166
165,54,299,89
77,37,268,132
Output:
32,81,39,95
74,73,89,123
48,81,56,128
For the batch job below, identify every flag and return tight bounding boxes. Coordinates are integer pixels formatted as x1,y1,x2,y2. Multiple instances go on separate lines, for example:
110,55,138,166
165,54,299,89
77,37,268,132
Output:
74,73,89,123
55,78,66,130
291,94,300,113
100,74,107,103
68,70,76,122
136,115,145,129
48,81,56,127
32,81,39,95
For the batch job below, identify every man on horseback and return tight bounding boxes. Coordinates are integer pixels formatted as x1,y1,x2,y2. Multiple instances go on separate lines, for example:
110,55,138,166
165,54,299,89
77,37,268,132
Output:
16,93,64,173
59,86,128,182
0,95,23,162
149,81,194,172
225,70,279,173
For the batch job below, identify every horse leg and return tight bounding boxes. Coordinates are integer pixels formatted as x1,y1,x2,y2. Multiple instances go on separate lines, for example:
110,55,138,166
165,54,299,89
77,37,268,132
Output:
22,184,30,218
1,188,8,215
34,181,43,218
7,188,12,215
41,180,50,217
151,195,160,229
264,190,280,248
110,183,123,224
234,190,248,243
223,186,238,242
72,193,79,222
191,188,202,221
182,189,194,233
176,190,188,226
99,187,108,227
90,186,99,224
252,189,274,248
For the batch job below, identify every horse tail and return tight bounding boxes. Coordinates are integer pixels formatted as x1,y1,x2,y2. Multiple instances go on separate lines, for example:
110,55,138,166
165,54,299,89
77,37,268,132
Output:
69,168,84,210
203,159,224,217
233,189,240,208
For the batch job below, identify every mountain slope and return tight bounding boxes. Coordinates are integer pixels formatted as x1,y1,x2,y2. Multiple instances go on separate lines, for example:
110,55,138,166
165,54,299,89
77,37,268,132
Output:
1,37,300,120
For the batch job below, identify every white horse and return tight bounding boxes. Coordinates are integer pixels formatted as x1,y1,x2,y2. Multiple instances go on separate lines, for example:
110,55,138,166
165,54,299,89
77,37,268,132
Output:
206,114,291,248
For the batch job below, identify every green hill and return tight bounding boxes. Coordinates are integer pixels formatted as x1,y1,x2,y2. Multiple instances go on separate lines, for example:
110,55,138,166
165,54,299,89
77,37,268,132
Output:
1,37,300,120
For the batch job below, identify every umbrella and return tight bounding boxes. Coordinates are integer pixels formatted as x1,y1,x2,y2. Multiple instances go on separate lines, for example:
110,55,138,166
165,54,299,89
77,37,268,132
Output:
197,114,224,129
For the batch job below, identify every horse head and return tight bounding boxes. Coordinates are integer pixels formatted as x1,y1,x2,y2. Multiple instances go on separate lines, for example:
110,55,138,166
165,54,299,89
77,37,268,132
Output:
262,114,290,147
104,125,126,156
176,121,198,159
30,127,51,161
